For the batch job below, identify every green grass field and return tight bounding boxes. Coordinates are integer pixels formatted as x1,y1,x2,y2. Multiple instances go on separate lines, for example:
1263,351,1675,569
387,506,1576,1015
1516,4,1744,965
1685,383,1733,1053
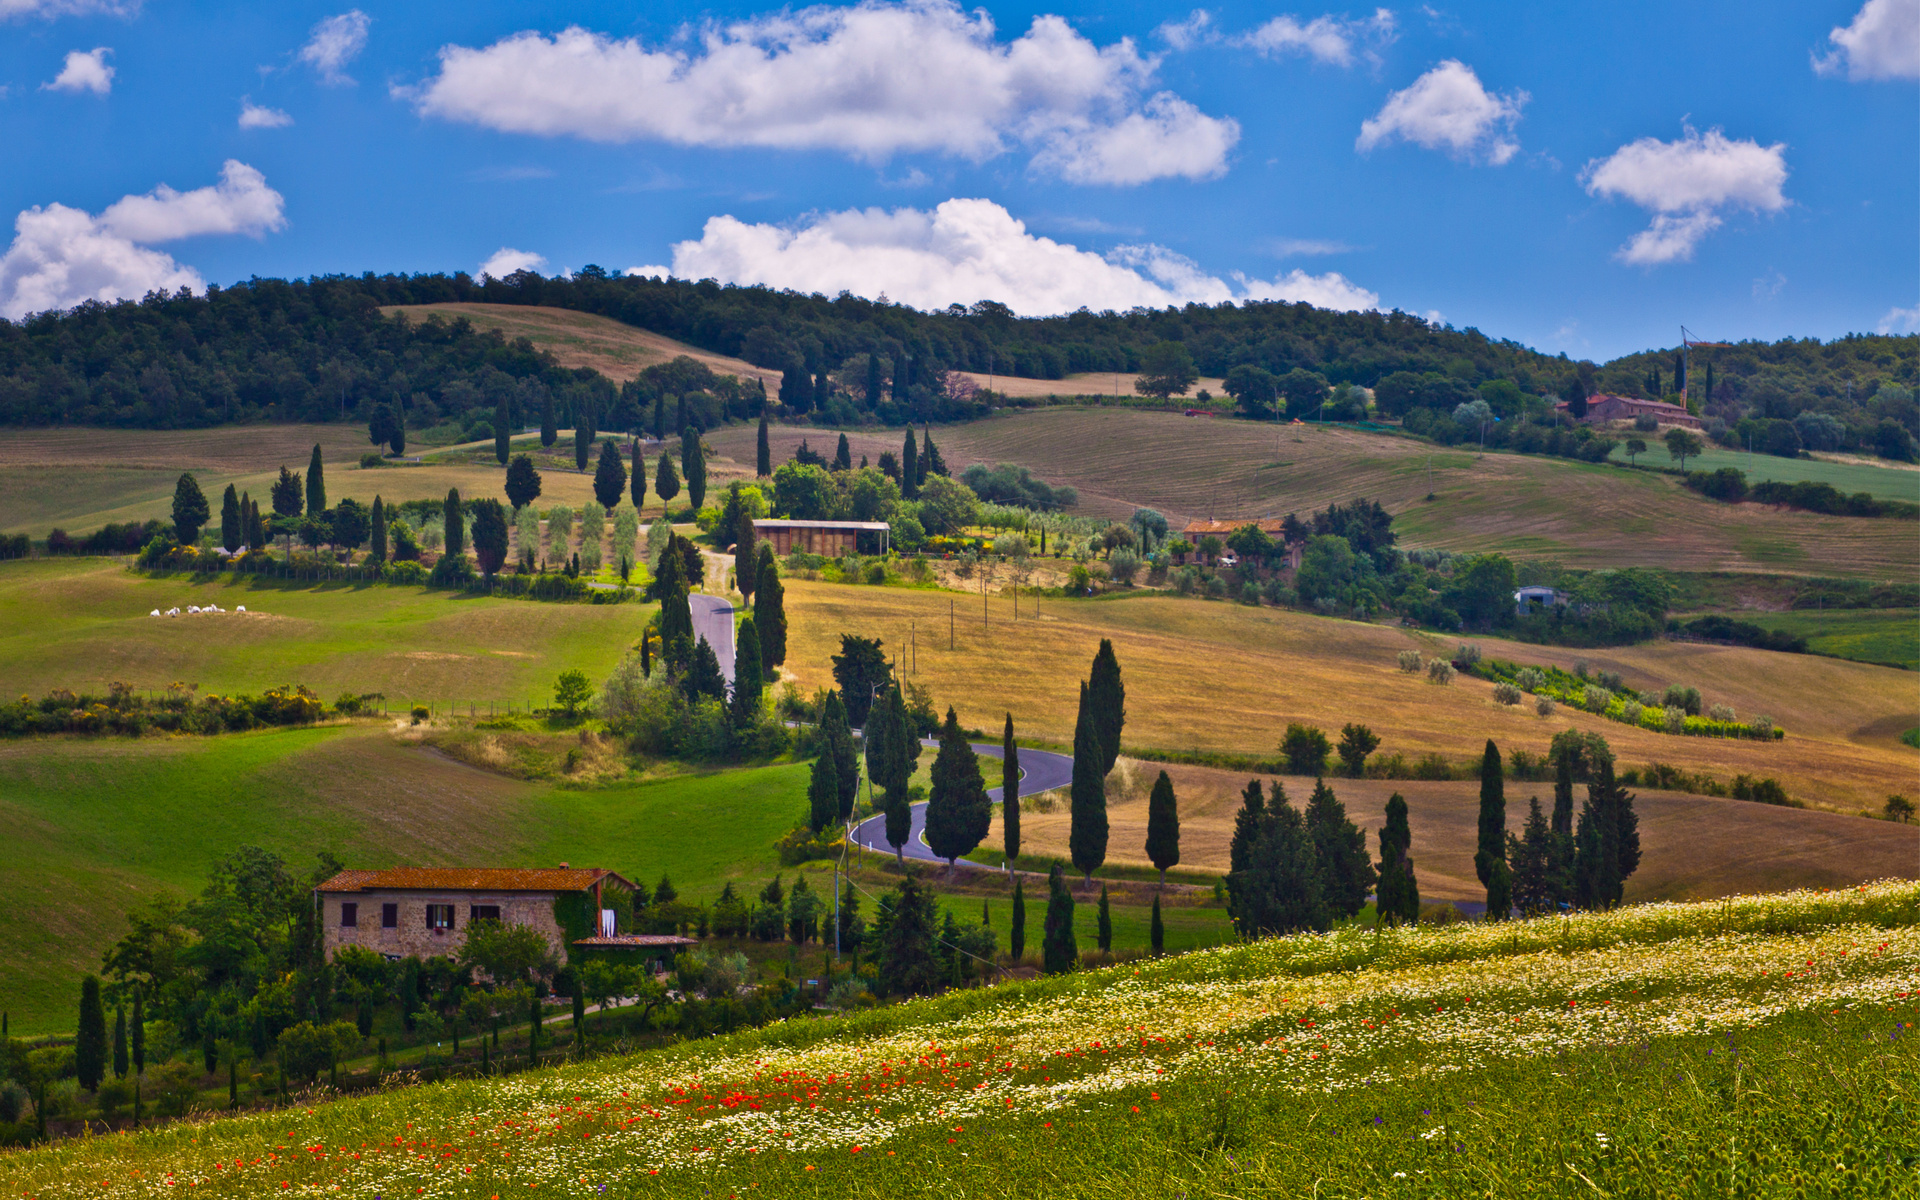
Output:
5,883,1914,1198
1680,442,1920,502
1730,606,1920,670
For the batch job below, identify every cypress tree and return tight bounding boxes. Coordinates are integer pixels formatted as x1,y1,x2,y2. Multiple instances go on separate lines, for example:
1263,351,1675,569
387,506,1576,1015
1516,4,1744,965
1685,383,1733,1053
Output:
495,396,511,464
630,445,648,508
171,472,210,543
900,428,919,499
682,428,707,509
925,706,991,869
654,448,681,505
1149,894,1164,955
130,991,145,1074
834,433,853,471
1375,792,1420,926
220,484,241,553
866,354,883,404
1305,777,1375,919
1548,747,1577,906
1507,798,1554,916
76,975,106,1091
575,421,591,472
735,509,759,603
756,413,771,477
306,444,326,515
730,616,765,724
864,680,897,810
676,392,688,435
1144,769,1180,887
594,440,627,509
1572,792,1618,911
754,547,787,666
541,390,557,447
1475,740,1511,920
1096,884,1112,953
685,636,726,702
1000,713,1021,861
807,752,838,832
370,496,387,563
444,488,465,558
820,690,860,822
1009,878,1026,961
1235,791,1331,937
1702,361,1714,411
113,1005,128,1079
389,398,406,456
1229,778,1266,877
921,430,946,477
504,454,543,511
1042,864,1077,974
1068,682,1108,885
1088,639,1126,775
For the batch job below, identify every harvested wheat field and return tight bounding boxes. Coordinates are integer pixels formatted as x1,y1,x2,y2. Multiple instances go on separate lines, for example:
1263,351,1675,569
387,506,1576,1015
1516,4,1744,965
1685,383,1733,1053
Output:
1000,758,1918,903
778,581,1920,814
708,410,1917,578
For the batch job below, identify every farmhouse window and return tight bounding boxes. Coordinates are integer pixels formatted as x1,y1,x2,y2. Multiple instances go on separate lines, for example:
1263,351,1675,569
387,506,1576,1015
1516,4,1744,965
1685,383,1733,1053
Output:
426,904,455,931
470,905,502,923
339,903,358,928
381,903,398,928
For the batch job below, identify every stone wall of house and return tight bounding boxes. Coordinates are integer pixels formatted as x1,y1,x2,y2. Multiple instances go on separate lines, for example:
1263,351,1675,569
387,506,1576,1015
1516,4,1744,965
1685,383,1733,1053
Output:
320,890,574,963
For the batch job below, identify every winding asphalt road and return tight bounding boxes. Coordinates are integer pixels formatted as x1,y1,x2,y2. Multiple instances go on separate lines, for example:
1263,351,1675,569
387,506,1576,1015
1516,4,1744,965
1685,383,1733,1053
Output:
848,739,1074,868
688,594,736,685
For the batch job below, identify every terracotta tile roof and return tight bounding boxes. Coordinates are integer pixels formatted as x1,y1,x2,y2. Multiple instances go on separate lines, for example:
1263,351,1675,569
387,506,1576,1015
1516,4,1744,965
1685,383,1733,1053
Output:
315,868,635,893
1182,518,1288,536
571,935,699,948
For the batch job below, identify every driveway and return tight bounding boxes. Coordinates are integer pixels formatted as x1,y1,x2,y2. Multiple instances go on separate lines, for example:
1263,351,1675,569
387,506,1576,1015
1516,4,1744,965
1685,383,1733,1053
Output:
688,593,736,685
848,739,1074,868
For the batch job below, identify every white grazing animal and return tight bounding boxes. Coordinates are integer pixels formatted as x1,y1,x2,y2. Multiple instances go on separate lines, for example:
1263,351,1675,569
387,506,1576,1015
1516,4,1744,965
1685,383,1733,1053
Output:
236,605,247,613
149,609,160,617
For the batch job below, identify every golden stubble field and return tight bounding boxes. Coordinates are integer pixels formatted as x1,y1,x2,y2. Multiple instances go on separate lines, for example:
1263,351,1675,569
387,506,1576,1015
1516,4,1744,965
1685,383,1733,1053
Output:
776,581,1920,815
707,410,1918,578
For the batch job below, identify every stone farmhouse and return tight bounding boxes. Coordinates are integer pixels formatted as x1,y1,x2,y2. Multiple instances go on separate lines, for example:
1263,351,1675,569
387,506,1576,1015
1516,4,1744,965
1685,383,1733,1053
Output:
751,518,892,557
314,866,690,967
1179,519,1303,568
1556,394,1702,429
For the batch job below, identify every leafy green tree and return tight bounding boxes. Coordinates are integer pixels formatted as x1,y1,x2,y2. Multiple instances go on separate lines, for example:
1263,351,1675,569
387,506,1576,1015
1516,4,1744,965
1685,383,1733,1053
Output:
1443,553,1518,629
830,634,892,727
754,546,786,667
271,466,303,525
1624,437,1647,465
1068,682,1108,884
1000,713,1021,861
1009,878,1026,961
819,690,860,822
1507,798,1554,916
730,615,765,724
470,498,509,577
1042,864,1077,974
1145,770,1180,886
1281,723,1331,775
756,413,771,477
553,669,593,717
1665,427,1704,470
1305,778,1375,919
925,707,991,868
219,484,241,553
682,428,706,509
76,975,107,1091
654,449,680,504
1475,740,1511,920
443,488,465,558
1223,364,1279,418
458,919,556,985
1133,340,1198,398
1088,639,1126,775
594,441,627,509
370,496,387,563
1279,368,1330,418
306,445,326,515
807,752,839,832
331,498,370,556
506,454,543,510
1336,723,1379,778
171,473,209,543
1376,792,1420,925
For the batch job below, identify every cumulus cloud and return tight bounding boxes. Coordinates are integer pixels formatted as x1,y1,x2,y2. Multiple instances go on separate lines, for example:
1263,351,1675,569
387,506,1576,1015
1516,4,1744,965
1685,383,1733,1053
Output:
238,98,293,129
1813,0,1920,81
0,161,285,320
1156,9,1213,50
1581,126,1788,265
477,247,548,280
1878,303,1920,335
405,1,1238,185
299,10,371,85
1239,9,1395,67
643,197,1378,316
2,0,139,19
45,47,113,94
1357,60,1525,163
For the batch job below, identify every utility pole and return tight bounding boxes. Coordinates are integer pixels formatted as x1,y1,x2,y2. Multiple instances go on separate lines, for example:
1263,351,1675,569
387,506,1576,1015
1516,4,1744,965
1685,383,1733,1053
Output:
950,600,954,650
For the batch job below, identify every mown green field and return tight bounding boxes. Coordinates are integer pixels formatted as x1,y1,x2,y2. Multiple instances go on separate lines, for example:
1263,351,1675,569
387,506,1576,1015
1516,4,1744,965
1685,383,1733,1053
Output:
1680,442,1920,502
4,883,1914,1198
1729,606,1920,670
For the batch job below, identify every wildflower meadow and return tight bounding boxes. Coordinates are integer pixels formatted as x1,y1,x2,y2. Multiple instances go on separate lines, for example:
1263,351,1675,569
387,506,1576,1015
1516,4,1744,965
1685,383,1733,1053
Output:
7,882,1918,1198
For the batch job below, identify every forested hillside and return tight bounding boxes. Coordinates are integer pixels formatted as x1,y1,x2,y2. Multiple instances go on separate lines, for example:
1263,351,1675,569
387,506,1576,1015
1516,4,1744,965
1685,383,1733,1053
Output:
1,270,1914,449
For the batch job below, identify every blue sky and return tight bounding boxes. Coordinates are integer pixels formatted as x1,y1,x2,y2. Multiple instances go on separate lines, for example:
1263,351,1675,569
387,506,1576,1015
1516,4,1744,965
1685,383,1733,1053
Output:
1,0,1914,360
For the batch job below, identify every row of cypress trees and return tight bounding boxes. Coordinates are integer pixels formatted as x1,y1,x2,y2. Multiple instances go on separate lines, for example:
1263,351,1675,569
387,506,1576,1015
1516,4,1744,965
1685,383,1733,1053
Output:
1477,736,1641,918
1225,776,1380,937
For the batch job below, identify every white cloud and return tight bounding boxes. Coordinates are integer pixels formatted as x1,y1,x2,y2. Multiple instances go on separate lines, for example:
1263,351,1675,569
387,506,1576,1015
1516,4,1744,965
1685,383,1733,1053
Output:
299,10,370,85
238,98,293,129
1752,269,1785,300
648,197,1379,316
1357,60,1525,163
45,47,113,95
405,1,1238,185
1581,126,1788,265
1814,0,1920,81
0,161,285,320
1157,9,1214,50
2,0,140,19
477,247,548,280
1239,9,1396,67
1878,303,1920,335
1267,236,1354,256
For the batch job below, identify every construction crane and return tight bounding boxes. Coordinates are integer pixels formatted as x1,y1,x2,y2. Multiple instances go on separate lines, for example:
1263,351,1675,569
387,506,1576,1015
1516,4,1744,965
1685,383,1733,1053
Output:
1678,326,1730,400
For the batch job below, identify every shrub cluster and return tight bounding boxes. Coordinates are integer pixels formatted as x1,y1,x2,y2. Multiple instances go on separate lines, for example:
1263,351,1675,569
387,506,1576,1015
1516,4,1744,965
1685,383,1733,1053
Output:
46,520,166,556
0,682,330,737
1673,614,1808,653
1467,655,1781,740
0,533,29,560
